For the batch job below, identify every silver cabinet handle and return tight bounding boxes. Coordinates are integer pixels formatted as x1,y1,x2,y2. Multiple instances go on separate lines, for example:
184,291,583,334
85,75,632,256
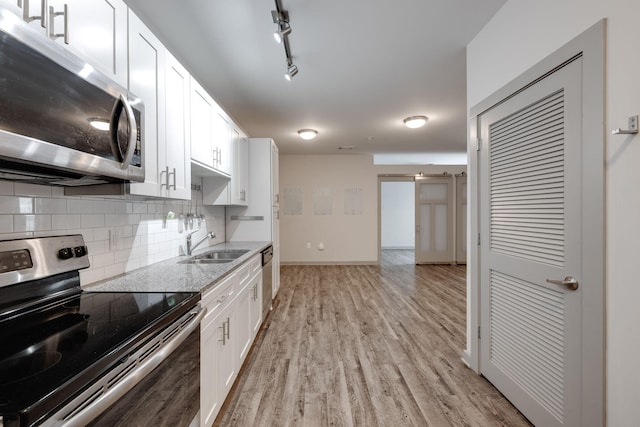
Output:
161,166,169,188
218,322,226,345
23,0,47,28
546,276,579,291
225,317,230,340
168,167,177,190
48,3,68,44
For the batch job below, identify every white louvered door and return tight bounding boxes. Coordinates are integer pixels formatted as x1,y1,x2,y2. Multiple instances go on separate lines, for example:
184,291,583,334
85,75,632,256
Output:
479,58,582,426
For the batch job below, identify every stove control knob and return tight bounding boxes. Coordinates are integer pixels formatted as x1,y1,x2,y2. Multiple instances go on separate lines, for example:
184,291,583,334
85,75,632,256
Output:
73,246,88,257
58,248,73,260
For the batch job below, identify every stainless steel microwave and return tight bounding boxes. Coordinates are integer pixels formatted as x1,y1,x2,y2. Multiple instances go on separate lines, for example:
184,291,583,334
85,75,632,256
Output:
0,9,144,186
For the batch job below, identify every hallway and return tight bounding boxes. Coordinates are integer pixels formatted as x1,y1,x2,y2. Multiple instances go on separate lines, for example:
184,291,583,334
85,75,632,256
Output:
215,258,530,426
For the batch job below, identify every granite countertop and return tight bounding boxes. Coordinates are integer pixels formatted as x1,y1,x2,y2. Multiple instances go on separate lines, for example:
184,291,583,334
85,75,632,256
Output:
85,241,271,294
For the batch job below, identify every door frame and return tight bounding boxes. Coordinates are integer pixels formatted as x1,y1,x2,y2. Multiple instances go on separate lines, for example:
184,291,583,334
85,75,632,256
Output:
377,175,416,264
465,19,605,424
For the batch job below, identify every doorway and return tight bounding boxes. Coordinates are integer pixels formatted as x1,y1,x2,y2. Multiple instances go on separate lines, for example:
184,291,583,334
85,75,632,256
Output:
379,177,415,265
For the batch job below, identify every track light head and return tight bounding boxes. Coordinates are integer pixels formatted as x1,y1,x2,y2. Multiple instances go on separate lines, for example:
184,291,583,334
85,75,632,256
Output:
285,64,298,81
273,24,291,43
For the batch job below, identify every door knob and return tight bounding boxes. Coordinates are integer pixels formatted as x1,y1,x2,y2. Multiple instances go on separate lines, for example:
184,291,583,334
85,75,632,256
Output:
546,276,579,291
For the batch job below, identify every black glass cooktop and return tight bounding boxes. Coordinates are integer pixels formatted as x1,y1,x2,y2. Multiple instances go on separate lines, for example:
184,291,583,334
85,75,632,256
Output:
0,287,199,425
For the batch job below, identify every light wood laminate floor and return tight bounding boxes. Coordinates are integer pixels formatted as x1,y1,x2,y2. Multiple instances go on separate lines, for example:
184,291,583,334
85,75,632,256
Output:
215,251,531,426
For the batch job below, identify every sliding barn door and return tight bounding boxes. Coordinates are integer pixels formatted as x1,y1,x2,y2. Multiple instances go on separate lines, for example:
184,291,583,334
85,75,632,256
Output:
415,176,453,264
479,58,583,426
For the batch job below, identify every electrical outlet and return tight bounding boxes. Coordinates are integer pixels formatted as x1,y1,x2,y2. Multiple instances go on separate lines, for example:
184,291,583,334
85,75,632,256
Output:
630,115,639,132
318,242,324,251
109,228,119,251
306,242,311,249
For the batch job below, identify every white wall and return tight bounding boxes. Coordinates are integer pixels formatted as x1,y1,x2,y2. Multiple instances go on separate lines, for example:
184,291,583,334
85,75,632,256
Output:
279,154,464,263
381,181,414,249
0,178,225,286
467,1,640,424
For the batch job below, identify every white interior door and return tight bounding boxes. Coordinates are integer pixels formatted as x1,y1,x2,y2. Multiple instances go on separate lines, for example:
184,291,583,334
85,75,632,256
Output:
415,176,453,264
479,58,583,426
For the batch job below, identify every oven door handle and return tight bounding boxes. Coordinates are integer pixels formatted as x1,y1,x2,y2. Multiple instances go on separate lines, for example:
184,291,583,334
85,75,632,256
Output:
62,305,206,427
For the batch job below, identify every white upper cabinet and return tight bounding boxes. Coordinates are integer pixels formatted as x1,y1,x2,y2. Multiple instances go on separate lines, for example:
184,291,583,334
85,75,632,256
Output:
1,0,48,35
230,129,248,206
213,112,231,176
190,77,232,178
128,10,165,198
127,10,190,200
48,0,128,87
1,0,127,86
190,76,215,173
163,51,191,199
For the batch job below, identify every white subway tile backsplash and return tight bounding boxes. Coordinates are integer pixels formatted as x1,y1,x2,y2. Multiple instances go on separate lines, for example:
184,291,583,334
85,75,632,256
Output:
0,215,13,232
0,196,33,214
80,267,105,285
92,252,115,268
86,240,107,256
0,180,225,286
132,203,147,214
81,214,105,228
14,215,52,232
0,181,13,195
14,183,52,197
67,199,94,214
51,214,82,230
35,198,67,214
92,227,110,241
105,214,128,227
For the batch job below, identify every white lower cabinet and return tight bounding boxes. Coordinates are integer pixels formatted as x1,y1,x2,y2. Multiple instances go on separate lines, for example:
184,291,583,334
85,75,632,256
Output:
200,254,262,427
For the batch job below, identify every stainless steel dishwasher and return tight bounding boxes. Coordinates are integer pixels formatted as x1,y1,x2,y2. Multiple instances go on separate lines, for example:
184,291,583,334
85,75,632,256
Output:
261,245,273,321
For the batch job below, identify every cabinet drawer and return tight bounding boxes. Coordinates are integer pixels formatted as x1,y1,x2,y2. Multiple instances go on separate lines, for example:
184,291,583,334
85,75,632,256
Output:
249,254,262,276
235,254,259,290
201,274,236,327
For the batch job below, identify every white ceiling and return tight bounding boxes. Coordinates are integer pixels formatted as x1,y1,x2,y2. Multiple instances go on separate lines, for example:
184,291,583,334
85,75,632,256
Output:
124,0,506,157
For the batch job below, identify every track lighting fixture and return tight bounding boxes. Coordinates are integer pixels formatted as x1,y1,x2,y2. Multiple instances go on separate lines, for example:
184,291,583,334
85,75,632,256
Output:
285,64,298,81
272,1,299,80
273,24,291,44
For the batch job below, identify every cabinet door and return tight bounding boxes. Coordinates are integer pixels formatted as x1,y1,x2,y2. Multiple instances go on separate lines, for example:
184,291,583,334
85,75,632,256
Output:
164,51,191,200
127,10,165,198
190,77,214,169
0,0,24,19
213,112,231,175
235,282,253,362
250,273,263,337
6,0,48,35
49,0,128,88
215,302,236,402
200,318,220,427
229,130,248,206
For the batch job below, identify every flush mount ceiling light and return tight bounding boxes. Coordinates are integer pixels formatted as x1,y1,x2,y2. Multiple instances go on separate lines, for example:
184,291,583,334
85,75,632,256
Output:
285,64,298,81
403,115,429,129
298,129,318,140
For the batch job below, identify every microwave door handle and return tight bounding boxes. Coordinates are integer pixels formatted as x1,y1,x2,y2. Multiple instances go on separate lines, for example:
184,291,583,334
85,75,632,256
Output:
109,94,138,170
119,94,137,170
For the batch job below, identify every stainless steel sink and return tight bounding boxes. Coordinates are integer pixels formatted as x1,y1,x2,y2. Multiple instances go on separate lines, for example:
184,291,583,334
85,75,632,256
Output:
181,249,250,264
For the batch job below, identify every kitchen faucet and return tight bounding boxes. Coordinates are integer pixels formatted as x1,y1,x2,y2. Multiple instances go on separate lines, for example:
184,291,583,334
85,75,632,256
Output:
186,231,215,255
